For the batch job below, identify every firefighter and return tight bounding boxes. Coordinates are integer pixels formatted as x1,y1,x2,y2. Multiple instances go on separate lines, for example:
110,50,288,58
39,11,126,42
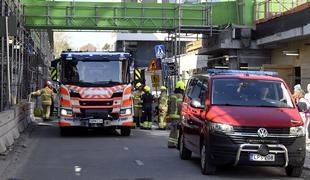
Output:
158,86,168,129
31,80,55,121
167,80,185,148
141,86,154,129
133,82,143,127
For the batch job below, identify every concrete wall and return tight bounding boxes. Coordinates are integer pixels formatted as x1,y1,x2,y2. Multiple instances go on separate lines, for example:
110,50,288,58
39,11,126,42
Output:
270,37,310,89
0,102,34,153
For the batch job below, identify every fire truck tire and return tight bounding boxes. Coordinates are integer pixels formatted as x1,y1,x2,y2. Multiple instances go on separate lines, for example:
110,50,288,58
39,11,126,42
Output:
120,127,131,136
60,127,71,136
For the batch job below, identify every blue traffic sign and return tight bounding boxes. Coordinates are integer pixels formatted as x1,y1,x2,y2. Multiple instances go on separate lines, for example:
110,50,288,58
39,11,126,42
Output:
155,45,165,59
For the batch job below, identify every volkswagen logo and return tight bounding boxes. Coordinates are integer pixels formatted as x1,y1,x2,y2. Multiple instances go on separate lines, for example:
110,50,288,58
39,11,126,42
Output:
257,128,268,138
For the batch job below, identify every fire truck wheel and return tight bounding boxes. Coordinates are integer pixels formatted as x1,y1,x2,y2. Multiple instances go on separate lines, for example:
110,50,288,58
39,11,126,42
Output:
120,127,131,136
60,127,70,136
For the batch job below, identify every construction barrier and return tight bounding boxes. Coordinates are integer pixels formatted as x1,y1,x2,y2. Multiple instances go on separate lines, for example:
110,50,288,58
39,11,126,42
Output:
0,102,34,153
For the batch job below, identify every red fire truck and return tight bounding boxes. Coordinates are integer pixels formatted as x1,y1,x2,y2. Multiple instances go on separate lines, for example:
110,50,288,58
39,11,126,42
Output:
52,51,134,136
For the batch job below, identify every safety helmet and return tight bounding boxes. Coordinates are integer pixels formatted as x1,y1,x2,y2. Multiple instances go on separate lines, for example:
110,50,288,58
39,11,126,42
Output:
144,86,151,92
175,80,185,90
160,86,167,90
136,82,142,89
46,80,52,86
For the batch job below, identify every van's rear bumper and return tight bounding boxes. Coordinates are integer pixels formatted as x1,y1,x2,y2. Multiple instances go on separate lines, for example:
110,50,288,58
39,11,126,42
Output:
208,132,305,167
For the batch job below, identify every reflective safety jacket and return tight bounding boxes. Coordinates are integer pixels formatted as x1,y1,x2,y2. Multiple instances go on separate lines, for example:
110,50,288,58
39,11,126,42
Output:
168,93,183,118
133,90,143,108
32,86,55,106
159,92,168,111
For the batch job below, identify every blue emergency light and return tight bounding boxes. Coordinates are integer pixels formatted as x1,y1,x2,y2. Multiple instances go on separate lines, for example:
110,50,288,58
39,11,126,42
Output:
61,52,131,60
207,69,278,76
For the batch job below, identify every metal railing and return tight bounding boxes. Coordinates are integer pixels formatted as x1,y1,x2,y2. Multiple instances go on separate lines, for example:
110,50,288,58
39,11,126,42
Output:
255,0,310,23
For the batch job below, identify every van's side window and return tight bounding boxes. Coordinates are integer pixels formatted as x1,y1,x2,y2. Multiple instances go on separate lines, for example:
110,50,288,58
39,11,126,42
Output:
185,79,193,96
187,79,197,98
189,79,202,99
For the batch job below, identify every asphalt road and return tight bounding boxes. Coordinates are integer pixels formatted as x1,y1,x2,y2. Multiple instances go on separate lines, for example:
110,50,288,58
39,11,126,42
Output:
2,122,310,180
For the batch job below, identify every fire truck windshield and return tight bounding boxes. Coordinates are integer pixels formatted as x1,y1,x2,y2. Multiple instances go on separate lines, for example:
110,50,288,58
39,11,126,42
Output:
62,59,126,86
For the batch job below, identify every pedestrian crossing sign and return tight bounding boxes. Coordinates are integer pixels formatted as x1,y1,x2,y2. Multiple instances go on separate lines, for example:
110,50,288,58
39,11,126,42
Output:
155,45,165,59
148,58,161,71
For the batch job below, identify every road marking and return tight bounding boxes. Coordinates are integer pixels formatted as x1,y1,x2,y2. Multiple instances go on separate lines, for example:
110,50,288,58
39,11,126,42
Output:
74,165,82,176
135,160,144,166
123,147,129,150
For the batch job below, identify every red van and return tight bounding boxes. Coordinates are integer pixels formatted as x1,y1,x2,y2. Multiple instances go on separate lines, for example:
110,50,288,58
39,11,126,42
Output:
179,69,306,177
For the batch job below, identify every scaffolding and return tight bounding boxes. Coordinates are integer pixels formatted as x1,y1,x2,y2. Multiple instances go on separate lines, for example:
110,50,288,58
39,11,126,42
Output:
0,0,52,112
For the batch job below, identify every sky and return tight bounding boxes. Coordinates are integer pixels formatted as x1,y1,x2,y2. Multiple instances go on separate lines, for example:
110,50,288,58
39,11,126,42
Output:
63,31,115,50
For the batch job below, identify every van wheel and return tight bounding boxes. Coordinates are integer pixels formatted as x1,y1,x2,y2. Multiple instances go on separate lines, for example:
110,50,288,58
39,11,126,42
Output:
120,127,131,136
285,165,303,177
200,141,216,175
179,133,192,160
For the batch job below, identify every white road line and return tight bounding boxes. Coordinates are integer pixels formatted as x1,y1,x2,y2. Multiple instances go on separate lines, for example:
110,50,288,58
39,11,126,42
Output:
123,147,129,150
74,165,82,176
135,160,144,166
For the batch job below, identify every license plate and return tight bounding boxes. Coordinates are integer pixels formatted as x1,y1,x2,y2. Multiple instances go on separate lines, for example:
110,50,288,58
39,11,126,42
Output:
89,119,103,124
250,153,275,162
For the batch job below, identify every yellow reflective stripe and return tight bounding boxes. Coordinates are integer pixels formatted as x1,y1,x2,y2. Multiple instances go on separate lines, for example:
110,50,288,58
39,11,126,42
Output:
168,138,178,143
51,68,58,80
134,69,141,80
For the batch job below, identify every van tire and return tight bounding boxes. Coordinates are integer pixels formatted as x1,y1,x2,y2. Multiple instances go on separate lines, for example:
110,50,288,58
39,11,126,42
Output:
200,141,216,175
285,165,303,177
120,127,131,136
179,133,192,160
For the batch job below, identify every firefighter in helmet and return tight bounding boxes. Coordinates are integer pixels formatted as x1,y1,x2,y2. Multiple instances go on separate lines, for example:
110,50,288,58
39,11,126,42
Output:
133,82,143,127
141,86,154,129
31,80,55,121
167,80,185,148
158,86,168,129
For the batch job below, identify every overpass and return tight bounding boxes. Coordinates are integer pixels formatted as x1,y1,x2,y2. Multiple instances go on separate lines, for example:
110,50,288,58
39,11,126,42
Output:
22,0,255,31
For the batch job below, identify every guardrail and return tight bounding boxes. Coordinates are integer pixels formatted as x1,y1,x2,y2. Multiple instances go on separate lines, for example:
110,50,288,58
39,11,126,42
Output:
255,0,310,23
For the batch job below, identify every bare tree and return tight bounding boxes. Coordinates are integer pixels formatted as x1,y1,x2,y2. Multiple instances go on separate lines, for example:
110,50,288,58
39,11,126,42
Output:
102,43,111,51
79,43,97,52
53,32,71,57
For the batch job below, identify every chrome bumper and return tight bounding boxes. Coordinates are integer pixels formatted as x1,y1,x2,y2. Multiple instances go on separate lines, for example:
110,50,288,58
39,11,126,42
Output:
234,144,289,167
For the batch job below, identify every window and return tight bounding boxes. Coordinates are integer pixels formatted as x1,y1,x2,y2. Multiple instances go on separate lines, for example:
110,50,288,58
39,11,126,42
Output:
199,80,208,105
190,81,202,99
211,79,293,108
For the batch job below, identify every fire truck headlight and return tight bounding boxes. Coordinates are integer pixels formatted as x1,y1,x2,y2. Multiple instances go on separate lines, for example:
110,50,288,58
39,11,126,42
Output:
120,108,132,115
61,109,72,116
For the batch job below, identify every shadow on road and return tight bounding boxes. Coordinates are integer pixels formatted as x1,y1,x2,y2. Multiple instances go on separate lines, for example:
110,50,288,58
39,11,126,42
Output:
32,122,126,139
187,157,303,179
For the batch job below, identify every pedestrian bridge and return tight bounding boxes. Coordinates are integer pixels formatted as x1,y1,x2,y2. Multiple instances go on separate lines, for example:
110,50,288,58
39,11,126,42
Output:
22,0,254,31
